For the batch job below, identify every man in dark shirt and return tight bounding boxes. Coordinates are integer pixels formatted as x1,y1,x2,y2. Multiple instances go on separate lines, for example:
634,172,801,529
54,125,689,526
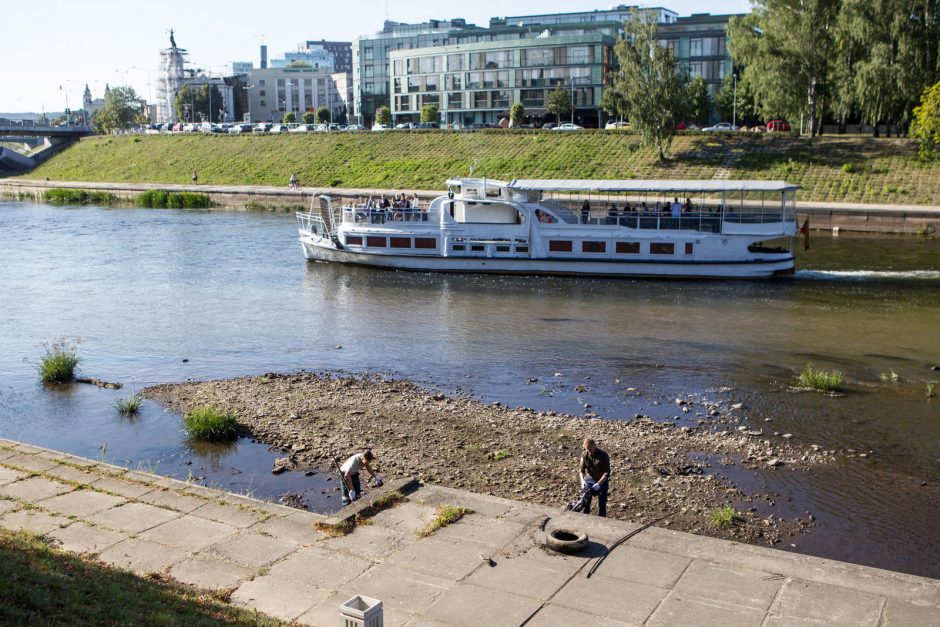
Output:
579,438,611,517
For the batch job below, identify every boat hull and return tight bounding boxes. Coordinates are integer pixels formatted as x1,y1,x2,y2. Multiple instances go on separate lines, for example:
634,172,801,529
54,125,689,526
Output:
300,240,794,279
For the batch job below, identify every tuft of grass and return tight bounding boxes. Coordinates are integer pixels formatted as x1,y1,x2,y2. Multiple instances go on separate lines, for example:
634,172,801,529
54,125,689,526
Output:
879,370,900,382
313,519,355,537
44,188,116,205
113,395,143,415
137,189,211,209
313,491,407,537
492,449,512,461
38,338,81,383
799,364,844,391
417,505,474,538
182,406,239,441
708,505,743,529
927,383,936,398
842,162,859,173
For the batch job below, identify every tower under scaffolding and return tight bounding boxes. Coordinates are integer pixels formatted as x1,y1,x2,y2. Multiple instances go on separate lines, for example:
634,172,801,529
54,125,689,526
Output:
156,29,187,123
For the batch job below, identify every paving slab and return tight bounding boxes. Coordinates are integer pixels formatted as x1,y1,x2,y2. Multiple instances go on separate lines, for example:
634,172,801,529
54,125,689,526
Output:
0,499,20,516
592,544,693,589
431,514,526,551
527,603,637,627
386,536,491,581
137,514,238,551
191,501,267,528
881,598,940,627
0,476,74,502
0,466,25,485
135,488,208,513
332,563,453,616
40,464,103,486
267,545,372,589
646,592,767,627
319,521,410,559
0,508,64,534
169,556,254,590
672,559,784,611
250,515,322,545
551,568,668,624
465,555,575,600
97,537,189,576
421,582,545,627
38,489,125,517
370,501,439,535
415,485,514,518
204,530,300,569
299,596,414,627
86,501,180,533
46,521,127,554
767,579,885,626
0,454,60,473
230,575,328,621
90,476,155,499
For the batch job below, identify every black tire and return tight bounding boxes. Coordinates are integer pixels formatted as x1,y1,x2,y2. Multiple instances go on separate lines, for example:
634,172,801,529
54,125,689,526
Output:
545,528,589,553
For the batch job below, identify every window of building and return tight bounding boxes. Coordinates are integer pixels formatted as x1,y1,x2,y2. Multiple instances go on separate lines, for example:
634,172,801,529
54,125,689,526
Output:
650,243,675,255
689,61,703,78
472,91,488,108
567,46,592,64
467,72,482,89
582,240,606,253
390,237,411,248
491,91,510,107
616,242,640,254
393,60,403,75
690,38,703,57
484,50,510,68
521,89,544,107
259,79,266,86
367,236,387,247
415,237,437,249
396,95,411,111
259,100,266,107
421,93,440,107
259,90,266,97
549,240,573,252
425,74,439,91
446,73,463,90
447,54,464,71
408,77,421,93
393,78,402,94
448,92,464,108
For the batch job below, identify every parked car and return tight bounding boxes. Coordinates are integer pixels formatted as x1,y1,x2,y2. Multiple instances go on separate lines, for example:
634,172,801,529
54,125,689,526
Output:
766,119,791,132
289,124,313,133
702,122,736,132
541,123,557,130
269,124,290,133
414,122,439,129
328,123,343,131
552,123,584,131
605,121,631,130
371,123,390,131
314,124,329,132
228,123,253,134
343,124,364,131
253,123,272,133
395,122,414,129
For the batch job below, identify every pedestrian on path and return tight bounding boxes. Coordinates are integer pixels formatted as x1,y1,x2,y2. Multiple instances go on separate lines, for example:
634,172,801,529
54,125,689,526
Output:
289,173,300,191
579,438,611,517
339,449,382,506
192,170,198,184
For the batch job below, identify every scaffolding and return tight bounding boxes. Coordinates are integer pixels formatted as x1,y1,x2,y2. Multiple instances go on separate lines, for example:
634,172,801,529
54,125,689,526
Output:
156,32,188,123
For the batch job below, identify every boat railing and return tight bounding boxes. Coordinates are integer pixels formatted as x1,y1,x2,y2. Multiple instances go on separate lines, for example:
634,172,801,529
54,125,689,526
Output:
341,206,432,224
570,208,787,232
296,211,327,236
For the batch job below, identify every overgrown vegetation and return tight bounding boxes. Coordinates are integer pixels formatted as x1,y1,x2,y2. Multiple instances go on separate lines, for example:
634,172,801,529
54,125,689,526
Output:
182,406,239,441
708,505,743,529
137,189,211,209
799,364,844,392
38,337,81,384
0,529,285,625
417,505,473,538
313,491,407,537
43,188,117,205
113,395,143,415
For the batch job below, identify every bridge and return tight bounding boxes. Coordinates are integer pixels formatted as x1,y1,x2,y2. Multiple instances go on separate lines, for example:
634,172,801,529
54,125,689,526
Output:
0,120,92,172
0,120,93,138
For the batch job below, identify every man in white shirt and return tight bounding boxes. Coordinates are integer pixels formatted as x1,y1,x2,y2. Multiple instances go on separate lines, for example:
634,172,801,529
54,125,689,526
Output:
339,449,382,505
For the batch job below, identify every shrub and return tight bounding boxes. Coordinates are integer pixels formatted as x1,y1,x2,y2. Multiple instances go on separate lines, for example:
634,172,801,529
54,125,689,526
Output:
798,364,844,391
38,337,81,383
182,406,238,441
137,190,211,209
113,395,142,415
708,505,742,529
44,188,116,205
842,163,859,173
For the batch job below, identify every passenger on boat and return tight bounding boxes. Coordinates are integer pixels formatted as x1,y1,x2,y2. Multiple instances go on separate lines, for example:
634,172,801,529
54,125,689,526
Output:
607,204,619,224
581,200,591,224
671,197,682,218
685,197,693,213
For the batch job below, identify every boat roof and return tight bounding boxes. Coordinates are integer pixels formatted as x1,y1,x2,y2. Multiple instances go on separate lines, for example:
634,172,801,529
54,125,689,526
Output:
506,179,799,193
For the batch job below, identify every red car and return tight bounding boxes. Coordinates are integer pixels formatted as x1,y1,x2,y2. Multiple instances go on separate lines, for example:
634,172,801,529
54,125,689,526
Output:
766,119,791,132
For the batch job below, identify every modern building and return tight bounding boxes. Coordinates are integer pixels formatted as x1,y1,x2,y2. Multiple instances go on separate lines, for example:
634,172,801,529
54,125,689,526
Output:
232,61,253,75
490,5,677,27
179,74,235,123
271,49,335,72
244,67,349,122
658,13,734,100
303,40,353,74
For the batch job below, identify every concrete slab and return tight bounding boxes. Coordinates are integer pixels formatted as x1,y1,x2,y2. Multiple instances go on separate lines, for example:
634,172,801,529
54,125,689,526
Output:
38,489,125,517
881,598,940,627
319,477,419,526
0,499,19,516
370,501,439,535
465,555,574,600
298,596,414,627
0,466,25,485
672,559,783,611
138,515,238,552
332,564,453,616
230,575,328,621
12,442,44,455
527,604,637,627
551,568,668,624
319,522,410,560
386,536,490,581
90,476,155,499
0,509,64,534
191,501,266,528
431,514,526,551
0,454,60,473
250,515,322,545
647,592,767,627
593,544,693,589
421,583,545,627
205,530,300,569
499,529,608,565
267,545,373,588
0,476,74,502
40,464,103,486
46,521,126,554
97,538,189,576
767,579,885,626
169,556,254,590
86,501,180,533
415,485,514,518
135,489,207,513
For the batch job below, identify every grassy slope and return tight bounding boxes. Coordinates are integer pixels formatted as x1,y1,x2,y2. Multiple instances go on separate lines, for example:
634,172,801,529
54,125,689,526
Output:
0,529,285,625
22,131,940,205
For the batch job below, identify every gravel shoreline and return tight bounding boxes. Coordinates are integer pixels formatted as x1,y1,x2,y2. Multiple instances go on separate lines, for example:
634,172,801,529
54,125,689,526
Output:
144,371,832,546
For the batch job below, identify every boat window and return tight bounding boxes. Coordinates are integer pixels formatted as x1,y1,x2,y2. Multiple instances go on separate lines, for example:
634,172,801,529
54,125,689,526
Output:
346,235,363,246
452,201,522,224
650,243,675,255
367,236,387,247
549,240,573,252
685,242,693,255
415,237,437,249
390,237,411,248
496,245,511,252
452,244,466,251
471,244,485,252
516,245,528,253
616,242,640,254
582,241,606,254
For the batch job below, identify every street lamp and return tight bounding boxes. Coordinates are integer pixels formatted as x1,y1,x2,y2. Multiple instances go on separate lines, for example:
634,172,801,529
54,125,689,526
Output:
732,71,737,130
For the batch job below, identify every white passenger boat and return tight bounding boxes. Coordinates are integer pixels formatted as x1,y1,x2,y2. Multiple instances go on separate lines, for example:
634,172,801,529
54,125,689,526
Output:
296,178,800,279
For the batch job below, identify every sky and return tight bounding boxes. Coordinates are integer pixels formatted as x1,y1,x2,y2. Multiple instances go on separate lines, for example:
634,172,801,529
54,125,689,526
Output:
0,0,752,114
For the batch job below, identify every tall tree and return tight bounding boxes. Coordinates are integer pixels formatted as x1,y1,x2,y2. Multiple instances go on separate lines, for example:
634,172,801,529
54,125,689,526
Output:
316,105,330,124
420,104,440,123
509,102,525,127
714,73,761,126
686,77,711,126
546,87,570,123
174,84,224,123
727,0,840,138
302,111,315,125
912,80,940,160
610,11,689,160
600,81,627,122
376,106,392,126
93,86,143,134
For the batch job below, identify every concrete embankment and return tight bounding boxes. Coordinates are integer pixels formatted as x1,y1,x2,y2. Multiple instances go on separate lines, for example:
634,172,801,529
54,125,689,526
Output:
2,437,939,625
3,178,940,234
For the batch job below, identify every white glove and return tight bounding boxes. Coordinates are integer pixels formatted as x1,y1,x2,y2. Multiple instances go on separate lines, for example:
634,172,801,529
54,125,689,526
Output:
375,475,384,487
348,490,357,500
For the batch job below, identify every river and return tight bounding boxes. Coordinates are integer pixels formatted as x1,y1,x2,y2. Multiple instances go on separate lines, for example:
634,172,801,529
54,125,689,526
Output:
0,200,938,577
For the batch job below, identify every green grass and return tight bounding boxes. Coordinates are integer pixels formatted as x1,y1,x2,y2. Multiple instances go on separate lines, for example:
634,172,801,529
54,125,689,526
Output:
38,339,80,384
136,189,211,208
492,449,512,461
21,133,940,204
0,529,285,625
799,364,844,391
417,505,474,538
113,395,143,415
43,188,117,205
182,406,239,441
707,505,743,529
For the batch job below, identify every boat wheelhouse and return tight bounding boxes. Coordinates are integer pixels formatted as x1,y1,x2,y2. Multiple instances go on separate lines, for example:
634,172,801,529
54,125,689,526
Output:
296,178,800,279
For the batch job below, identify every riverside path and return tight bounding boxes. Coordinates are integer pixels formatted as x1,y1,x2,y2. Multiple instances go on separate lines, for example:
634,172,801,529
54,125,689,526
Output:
1,437,938,626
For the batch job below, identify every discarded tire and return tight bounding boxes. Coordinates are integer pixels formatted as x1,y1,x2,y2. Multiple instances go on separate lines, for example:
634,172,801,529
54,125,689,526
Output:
545,528,588,553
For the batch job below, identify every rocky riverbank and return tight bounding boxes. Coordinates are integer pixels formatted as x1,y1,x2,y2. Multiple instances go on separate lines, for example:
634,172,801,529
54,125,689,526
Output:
144,371,833,547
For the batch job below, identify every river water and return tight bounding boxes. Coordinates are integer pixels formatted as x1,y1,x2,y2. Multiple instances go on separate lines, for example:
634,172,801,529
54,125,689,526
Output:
0,200,938,577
